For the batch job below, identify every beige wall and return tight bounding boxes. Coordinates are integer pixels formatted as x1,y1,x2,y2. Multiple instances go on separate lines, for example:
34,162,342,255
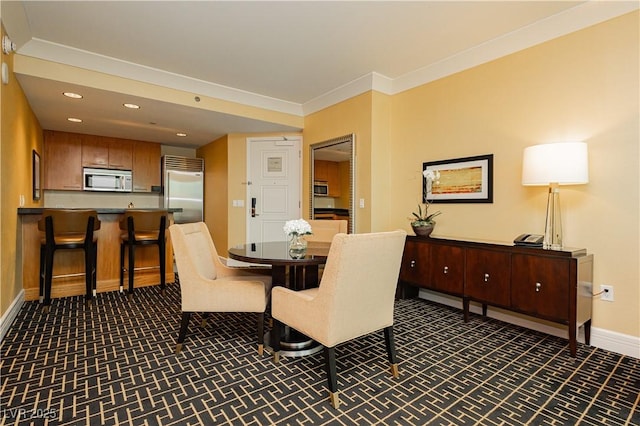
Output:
298,12,639,340
1,24,43,315
303,92,374,233
387,12,639,337
197,135,229,253
203,132,303,250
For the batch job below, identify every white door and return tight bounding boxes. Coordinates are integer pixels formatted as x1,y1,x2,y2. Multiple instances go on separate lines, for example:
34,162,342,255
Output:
247,137,302,244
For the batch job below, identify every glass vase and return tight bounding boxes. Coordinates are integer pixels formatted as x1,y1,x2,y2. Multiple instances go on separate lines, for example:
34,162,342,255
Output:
288,234,308,259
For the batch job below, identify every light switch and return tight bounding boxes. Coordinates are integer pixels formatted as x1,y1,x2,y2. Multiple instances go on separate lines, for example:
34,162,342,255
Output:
359,198,365,208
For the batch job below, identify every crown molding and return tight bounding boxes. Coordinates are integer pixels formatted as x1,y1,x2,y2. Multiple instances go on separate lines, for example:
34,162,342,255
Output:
303,1,639,114
10,1,638,117
17,38,305,117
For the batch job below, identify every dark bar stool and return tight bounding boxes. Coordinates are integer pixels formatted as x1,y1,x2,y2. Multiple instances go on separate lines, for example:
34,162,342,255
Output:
38,209,101,313
119,210,168,300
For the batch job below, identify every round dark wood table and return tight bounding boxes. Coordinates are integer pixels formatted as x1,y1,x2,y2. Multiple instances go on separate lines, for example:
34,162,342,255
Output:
228,241,331,357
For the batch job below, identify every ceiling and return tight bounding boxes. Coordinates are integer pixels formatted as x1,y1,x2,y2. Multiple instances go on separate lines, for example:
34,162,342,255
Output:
3,1,635,148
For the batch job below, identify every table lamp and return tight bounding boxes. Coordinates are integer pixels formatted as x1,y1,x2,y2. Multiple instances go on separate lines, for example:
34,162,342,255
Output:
522,142,589,250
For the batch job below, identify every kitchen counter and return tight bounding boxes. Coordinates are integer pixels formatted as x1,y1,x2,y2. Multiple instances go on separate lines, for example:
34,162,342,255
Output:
313,208,349,216
18,207,182,215
18,209,178,301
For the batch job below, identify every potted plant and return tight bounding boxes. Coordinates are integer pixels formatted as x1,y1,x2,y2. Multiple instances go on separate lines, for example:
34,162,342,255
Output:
410,169,442,237
410,203,441,237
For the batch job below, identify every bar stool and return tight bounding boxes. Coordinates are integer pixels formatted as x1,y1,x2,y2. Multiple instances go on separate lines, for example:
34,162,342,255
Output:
38,209,101,313
119,210,168,300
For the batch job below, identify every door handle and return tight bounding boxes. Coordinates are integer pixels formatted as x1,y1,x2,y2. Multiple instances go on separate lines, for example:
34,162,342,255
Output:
251,198,257,217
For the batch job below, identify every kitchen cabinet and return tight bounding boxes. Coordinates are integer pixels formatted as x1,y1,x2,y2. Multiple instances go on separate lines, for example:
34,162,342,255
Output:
132,141,161,192
82,136,132,170
44,130,83,190
314,160,341,197
397,236,593,357
106,137,133,170
43,130,161,193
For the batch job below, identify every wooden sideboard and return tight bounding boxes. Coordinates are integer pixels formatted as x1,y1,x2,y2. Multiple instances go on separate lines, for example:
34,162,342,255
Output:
398,236,593,357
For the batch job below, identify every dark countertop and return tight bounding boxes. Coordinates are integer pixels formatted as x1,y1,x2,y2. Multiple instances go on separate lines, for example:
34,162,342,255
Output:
18,208,182,215
314,208,349,216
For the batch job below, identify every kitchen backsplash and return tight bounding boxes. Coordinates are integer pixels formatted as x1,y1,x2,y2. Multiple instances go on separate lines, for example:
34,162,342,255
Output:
44,191,164,209
314,197,335,209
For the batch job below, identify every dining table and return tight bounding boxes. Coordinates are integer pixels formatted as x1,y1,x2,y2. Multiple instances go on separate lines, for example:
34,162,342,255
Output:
228,240,331,357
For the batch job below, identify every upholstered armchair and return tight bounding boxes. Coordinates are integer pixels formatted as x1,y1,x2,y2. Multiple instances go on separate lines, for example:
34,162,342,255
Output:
169,222,272,354
271,230,407,409
305,219,348,242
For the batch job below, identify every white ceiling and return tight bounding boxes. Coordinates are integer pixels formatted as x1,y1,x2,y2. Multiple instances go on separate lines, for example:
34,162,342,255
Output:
3,1,637,148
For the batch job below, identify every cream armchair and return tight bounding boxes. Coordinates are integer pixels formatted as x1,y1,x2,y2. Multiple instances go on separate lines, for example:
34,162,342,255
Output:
169,222,272,354
305,219,348,242
271,230,407,409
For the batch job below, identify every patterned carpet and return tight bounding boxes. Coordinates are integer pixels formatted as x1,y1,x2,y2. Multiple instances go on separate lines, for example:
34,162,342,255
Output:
1,282,639,425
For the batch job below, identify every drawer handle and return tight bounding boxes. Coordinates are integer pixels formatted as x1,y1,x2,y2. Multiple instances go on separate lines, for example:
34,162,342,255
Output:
410,260,416,268
535,282,542,292
443,266,449,274
484,273,489,282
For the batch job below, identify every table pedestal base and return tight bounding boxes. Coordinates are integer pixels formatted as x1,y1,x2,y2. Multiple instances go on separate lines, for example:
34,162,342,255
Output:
265,328,323,358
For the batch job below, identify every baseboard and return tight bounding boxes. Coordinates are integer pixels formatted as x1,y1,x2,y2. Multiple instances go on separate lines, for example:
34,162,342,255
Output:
590,327,640,359
418,289,639,359
0,289,24,343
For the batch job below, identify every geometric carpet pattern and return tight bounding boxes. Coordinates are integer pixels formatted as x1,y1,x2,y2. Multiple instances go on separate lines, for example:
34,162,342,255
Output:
1,283,639,425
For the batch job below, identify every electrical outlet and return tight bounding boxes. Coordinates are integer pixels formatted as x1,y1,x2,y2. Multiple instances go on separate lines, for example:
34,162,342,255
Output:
600,285,614,302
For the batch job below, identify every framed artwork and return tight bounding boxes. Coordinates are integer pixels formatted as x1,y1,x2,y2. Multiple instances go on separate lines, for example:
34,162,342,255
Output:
33,150,41,200
423,154,493,203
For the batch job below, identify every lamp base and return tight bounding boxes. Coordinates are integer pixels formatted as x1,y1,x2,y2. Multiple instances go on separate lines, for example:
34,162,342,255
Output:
544,184,562,250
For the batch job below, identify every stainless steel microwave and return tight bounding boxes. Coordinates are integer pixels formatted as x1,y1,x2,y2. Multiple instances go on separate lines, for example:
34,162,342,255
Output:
83,168,132,192
313,182,329,196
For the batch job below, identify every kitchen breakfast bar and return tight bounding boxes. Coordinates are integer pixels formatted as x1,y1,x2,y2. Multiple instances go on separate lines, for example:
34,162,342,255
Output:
17,208,180,301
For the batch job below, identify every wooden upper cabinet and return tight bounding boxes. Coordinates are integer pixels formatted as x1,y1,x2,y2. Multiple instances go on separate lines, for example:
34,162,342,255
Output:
107,137,133,170
82,136,132,170
132,141,161,192
43,130,161,193
44,130,83,190
81,135,108,168
314,160,341,197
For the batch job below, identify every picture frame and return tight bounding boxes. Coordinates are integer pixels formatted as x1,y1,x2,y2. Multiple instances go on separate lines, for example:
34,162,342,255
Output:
423,154,493,203
33,150,41,200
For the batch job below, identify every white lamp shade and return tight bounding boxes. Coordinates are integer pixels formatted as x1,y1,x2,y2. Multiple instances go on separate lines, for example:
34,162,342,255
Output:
522,142,589,186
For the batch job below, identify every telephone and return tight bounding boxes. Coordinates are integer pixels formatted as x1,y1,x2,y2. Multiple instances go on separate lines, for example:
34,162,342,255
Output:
514,233,544,247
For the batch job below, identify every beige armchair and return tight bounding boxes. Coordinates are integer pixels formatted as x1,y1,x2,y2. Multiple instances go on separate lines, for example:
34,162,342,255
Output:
271,230,407,409
169,222,272,354
305,219,348,242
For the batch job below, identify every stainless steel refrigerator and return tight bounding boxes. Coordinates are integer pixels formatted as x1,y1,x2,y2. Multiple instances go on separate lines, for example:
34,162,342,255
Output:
162,155,204,224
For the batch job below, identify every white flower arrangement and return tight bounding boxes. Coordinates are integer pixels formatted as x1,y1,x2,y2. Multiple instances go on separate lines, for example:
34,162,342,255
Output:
283,218,313,236
411,169,442,226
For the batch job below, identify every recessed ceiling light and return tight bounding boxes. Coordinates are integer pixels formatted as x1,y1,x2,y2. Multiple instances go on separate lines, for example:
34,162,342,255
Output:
176,132,187,137
123,103,140,109
63,92,83,99
67,117,83,123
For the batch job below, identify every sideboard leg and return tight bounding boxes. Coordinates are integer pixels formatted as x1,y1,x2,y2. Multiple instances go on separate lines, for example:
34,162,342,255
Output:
569,322,577,357
583,319,592,346
463,297,470,322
